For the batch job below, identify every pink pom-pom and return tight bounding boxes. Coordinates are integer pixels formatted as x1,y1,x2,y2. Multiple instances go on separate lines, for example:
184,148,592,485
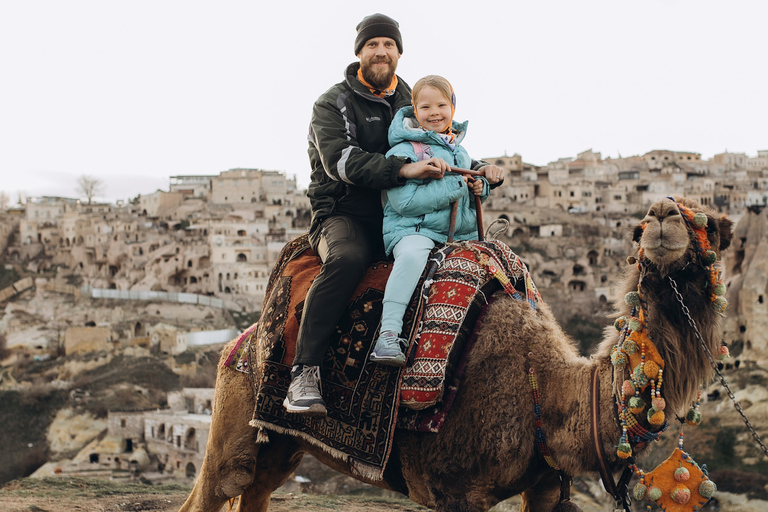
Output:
622,380,634,397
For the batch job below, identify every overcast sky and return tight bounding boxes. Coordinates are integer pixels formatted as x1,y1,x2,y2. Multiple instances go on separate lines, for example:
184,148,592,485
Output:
1,1,765,203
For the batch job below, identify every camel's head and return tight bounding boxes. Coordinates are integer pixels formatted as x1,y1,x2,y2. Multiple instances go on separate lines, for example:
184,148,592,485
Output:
632,196,733,273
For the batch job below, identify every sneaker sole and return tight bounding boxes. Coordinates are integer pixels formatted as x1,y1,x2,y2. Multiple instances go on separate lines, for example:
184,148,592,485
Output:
369,354,406,367
282,398,327,417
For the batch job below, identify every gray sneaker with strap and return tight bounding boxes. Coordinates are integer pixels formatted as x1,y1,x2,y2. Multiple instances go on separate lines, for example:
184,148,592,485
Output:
369,330,407,367
283,364,327,416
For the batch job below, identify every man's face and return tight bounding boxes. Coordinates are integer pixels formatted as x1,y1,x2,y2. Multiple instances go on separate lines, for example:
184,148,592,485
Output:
357,37,400,90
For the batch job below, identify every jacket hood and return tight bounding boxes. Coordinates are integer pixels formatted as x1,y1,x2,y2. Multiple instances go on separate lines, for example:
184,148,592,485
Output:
388,106,468,148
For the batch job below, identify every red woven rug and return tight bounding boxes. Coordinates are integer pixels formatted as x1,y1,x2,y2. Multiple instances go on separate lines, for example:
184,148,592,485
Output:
399,240,541,411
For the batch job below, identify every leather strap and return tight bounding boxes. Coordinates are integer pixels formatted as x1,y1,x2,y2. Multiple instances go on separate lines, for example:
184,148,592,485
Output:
591,365,632,512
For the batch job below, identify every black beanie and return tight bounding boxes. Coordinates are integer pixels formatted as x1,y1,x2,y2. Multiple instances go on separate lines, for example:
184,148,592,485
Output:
354,13,403,55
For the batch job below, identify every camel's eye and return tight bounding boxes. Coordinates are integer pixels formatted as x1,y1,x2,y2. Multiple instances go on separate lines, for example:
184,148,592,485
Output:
648,211,656,217
668,210,679,217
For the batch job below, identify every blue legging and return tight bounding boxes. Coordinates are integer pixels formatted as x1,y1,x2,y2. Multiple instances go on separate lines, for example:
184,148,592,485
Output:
380,234,436,335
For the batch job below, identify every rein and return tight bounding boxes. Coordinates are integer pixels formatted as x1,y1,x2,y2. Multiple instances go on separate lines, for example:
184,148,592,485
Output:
590,365,632,512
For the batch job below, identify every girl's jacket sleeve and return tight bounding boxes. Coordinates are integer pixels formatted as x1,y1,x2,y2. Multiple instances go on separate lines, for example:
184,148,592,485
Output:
386,176,468,218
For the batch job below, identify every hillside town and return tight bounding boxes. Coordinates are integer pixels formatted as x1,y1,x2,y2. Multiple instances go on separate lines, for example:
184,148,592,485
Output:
1,147,767,507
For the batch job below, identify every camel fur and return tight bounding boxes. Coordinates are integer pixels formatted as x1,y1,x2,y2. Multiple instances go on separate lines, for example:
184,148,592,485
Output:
178,197,733,512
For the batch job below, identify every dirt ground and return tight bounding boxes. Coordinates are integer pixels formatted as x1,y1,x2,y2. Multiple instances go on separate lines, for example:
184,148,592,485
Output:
0,489,429,512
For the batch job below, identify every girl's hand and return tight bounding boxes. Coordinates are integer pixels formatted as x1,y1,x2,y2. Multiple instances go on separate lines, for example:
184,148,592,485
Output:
469,178,484,196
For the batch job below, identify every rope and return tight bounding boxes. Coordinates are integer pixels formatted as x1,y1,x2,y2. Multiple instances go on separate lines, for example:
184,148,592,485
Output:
668,276,768,459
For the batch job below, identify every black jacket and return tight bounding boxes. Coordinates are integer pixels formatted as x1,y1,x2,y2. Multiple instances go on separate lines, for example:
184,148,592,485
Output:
306,62,412,233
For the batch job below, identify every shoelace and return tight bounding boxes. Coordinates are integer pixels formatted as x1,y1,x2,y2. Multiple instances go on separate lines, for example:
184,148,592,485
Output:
378,332,406,351
298,366,322,397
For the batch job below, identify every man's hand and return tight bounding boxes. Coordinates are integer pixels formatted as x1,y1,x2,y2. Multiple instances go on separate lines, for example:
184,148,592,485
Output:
400,158,450,179
481,165,504,184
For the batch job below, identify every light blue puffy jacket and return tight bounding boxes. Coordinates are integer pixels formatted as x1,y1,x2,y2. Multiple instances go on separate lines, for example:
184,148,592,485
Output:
382,106,489,255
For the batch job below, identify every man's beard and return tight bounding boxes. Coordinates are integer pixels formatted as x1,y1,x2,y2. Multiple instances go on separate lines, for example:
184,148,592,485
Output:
360,58,396,90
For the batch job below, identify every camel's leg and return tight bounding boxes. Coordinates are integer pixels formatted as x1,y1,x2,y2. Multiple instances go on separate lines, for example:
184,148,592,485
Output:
179,365,261,512
520,470,566,512
234,433,304,512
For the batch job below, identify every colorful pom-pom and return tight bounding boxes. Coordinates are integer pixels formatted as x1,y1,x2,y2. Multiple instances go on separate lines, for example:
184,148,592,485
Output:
617,443,632,459
633,483,647,500
699,479,717,499
703,250,718,265
624,339,638,355
612,349,628,367
713,296,727,312
718,345,730,361
713,283,726,296
624,291,641,306
632,365,648,387
644,360,659,380
648,407,665,425
614,317,626,331
693,212,708,227
629,319,642,332
648,486,662,501
652,397,666,411
686,409,702,426
674,466,690,482
671,485,691,504
626,256,637,265
629,396,646,414
622,380,634,397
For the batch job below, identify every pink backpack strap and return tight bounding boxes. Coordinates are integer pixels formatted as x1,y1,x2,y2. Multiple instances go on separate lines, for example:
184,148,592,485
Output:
409,141,433,161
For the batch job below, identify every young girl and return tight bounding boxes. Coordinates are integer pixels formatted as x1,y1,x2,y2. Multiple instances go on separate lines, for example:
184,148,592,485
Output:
369,75,503,367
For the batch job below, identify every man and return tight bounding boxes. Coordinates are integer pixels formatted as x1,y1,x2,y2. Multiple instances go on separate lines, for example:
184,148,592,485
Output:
284,14,503,416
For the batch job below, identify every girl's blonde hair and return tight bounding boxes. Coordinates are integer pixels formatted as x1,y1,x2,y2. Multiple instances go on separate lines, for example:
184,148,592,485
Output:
412,75,454,105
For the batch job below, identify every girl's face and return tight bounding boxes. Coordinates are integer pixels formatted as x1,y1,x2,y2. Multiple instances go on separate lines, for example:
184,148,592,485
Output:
414,85,452,133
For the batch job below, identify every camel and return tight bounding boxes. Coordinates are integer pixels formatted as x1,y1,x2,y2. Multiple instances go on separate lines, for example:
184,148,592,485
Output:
179,196,733,512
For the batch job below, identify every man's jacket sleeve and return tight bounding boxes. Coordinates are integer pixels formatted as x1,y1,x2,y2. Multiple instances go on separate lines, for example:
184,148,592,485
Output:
310,99,407,190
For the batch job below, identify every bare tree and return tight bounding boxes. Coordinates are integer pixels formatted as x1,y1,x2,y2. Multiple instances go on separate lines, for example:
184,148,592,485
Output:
77,175,104,204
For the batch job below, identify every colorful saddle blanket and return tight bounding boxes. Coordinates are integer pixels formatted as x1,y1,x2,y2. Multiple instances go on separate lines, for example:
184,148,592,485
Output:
223,235,541,478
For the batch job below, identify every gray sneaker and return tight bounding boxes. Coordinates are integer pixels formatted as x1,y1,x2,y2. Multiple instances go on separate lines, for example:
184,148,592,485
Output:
369,331,407,367
283,365,327,416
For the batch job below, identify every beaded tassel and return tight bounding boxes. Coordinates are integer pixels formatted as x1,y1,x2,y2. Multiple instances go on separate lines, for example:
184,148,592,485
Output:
528,368,560,469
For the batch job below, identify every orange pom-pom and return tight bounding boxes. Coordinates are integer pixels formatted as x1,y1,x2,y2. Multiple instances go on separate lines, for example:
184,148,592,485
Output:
644,361,659,380
648,408,666,426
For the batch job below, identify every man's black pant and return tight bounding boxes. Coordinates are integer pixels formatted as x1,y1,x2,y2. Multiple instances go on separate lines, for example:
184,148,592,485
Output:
293,215,383,366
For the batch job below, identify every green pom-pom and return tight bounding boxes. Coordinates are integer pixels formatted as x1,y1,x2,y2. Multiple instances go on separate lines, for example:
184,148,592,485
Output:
614,317,626,331
686,409,702,426
629,319,642,332
617,442,632,459
624,291,641,306
629,396,646,413
693,212,708,227
648,486,662,501
713,283,726,296
713,296,727,312
624,339,638,355
703,250,718,265
611,350,628,367
626,256,637,265
633,483,647,500
699,479,717,499
632,365,648,387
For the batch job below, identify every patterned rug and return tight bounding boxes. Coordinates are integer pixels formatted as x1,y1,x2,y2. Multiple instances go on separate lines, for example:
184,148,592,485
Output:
239,234,422,479
399,241,541,411
222,236,540,477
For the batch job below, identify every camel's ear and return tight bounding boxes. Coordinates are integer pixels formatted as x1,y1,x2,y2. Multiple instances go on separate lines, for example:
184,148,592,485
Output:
718,214,734,251
632,224,644,243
